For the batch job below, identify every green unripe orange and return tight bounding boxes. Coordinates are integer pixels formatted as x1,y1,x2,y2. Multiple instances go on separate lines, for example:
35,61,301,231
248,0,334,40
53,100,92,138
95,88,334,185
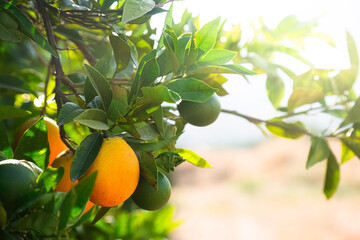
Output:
131,171,171,211
177,94,221,127
0,159,41,214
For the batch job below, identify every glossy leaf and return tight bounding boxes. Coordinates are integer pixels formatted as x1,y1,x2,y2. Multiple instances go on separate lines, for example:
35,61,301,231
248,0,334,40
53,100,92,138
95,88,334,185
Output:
187,64,257,75
128,49,157,104
107,99,127,123
0,121,12,159
0,106,31,120
266,74,284,109
12,211,58,235
74,108,109,130
339,97,360,128
156,152,185,172
110,34,131,73
122,0,155,23
153,107,165,137
188,49,237,71
0,11,21,42
195,17,221,56
141,57,160,86
0,2,57,57
266,120,306,139
306,137,330,169
0,74,37,96
14,117,50,170
136,86,180,106
57,102,84,126
139,151,158,190
70,133,103,181
341,137,360,160
68,172,97,224
174,148,212,168
37,167,64,192
323,152,340,199
84,64,113,111
166,78,218,103
288,88,324,112
340,141,355,164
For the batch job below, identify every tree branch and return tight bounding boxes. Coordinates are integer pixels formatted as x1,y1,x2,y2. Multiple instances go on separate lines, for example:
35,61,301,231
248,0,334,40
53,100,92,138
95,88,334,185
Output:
221,109,311,136
36,0,76,152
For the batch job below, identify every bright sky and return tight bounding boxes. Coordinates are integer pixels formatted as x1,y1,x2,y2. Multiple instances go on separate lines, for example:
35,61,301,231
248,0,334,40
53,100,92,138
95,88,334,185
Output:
171,0,360,147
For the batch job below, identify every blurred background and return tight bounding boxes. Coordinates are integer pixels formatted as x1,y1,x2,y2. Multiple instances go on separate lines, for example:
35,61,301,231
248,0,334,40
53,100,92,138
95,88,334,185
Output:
157,0,360,239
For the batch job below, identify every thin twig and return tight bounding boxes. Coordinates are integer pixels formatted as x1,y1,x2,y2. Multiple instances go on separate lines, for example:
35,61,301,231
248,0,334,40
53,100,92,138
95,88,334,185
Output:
72,40,97,66
36,0,76,152
221,109,311,136
41,61,52,115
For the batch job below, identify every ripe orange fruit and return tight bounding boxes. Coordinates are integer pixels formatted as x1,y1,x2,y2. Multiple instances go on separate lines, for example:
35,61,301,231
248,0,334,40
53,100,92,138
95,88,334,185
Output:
131,171,171,211
14,117,68,166
83,201,95,213
82,137,140,207
0,159,41,213
177,94,221,127
51,150,77,192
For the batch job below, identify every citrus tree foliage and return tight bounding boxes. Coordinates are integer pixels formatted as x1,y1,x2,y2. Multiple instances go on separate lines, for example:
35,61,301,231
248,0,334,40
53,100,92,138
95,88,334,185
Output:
0,0,359,238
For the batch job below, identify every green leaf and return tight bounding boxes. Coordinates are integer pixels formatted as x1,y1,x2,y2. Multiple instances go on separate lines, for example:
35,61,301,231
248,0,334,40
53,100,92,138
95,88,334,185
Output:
156,152,185,172
139,151,158,190
128,49,157,105
323,152,340,199
266,74,284,109
74,108,109,130
346,31,359,72
107,99,127,123
69,172,97,224
91,207,111,225
306,137,330,169
136,123,160,140
57,102,84,126
14,117,50,170
187,64,257,75
0,121,12,158
266,120,306,139
37,167,64,192
0,11,21,42
0,74,37,96
136,86,180,106
162,31,180,74
288,88,324,112
195,17,221,56
12,211,58,236
341,137,360,160
166,78,218,103
128,133,181,152
0,106,31,120
188,49,237,71
122,0,155,23
174,149,212,168
0,2,57,57
153,107,165,137
340,141,355,164
58,190,73,232
71,133,103,181
84,64,113,111
339,97,360,128
109,34,131,73
141,57,160,86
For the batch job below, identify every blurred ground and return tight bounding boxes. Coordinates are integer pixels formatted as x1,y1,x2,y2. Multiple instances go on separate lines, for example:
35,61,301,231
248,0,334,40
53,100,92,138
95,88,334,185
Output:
170,137,360,240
